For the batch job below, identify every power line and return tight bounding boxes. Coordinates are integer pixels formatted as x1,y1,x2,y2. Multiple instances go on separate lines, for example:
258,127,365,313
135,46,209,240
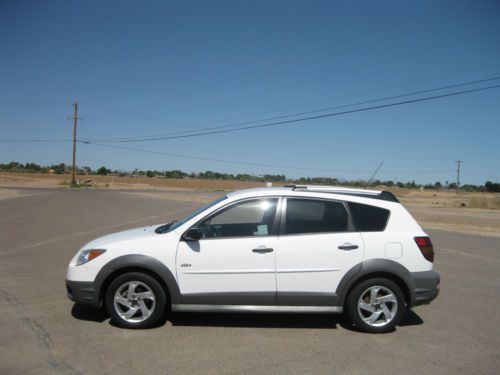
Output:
81,76,500,142
0,139,72,142
80,141,454,175
227,133,451,162
83,83,500,143
462,170,498,179
171,76,500,138
81,141,373,173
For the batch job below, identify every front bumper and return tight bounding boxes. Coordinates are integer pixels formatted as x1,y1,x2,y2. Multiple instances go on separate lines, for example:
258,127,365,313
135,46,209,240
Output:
411,270,440,307
65,279,100,308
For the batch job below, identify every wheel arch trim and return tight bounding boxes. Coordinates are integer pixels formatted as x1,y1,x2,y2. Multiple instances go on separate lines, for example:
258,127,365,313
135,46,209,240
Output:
94,254,182,306
336,259,415,307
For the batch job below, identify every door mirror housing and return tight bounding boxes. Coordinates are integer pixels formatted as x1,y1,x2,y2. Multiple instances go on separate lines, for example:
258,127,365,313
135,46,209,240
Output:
183,227,202,241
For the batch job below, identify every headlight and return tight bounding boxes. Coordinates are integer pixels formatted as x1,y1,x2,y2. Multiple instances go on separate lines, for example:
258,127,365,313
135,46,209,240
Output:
76,249,106,266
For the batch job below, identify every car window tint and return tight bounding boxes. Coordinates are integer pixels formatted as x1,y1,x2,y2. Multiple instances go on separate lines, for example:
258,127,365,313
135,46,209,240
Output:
285,198,348,234
200,199,278,238
347,202,390,232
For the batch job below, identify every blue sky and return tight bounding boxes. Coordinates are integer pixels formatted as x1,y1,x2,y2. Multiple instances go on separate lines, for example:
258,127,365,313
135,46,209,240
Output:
1,0,499,184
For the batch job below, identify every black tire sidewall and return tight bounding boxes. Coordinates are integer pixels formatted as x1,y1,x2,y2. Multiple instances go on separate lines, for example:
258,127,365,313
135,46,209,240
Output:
346,277,406,333
105,272,167,329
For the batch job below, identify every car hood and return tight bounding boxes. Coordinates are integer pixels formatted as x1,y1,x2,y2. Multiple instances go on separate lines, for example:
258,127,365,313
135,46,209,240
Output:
81,224,163,249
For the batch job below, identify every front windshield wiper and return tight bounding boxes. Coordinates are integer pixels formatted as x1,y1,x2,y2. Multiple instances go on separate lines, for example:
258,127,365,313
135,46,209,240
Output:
155,220,177,234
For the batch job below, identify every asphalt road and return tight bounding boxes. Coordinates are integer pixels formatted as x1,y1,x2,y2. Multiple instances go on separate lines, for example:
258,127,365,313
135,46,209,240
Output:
0,188,499,375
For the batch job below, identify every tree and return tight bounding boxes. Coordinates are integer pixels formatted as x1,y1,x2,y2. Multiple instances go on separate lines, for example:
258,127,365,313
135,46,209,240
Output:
97,166,111,176
50,163,66,174
25,162,41,171
485,181,500,192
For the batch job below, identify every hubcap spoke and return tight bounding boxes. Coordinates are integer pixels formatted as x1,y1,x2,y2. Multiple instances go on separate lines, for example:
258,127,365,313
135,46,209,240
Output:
369,287,380,304
359,301,375,313
124,306,139,319
115,295,131,307
138,300,151,319
377,294,396,304
127,282,136,297
381,304,393,321
135,291,154,300
365,311,382,325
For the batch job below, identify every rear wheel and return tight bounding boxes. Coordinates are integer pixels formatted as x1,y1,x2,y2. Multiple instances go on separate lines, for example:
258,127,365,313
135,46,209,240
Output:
346,278,406,333
105,272,167,329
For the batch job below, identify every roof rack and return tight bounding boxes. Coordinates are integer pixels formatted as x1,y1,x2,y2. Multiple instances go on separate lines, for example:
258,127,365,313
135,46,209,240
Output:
284,184,399,203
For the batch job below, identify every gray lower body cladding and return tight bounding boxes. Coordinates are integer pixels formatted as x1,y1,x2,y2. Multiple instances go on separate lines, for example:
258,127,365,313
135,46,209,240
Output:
411,270,440,306
65,262,440,311
66,279,100,308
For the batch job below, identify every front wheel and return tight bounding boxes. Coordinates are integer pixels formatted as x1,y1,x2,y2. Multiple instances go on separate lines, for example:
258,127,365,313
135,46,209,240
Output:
105,272,167,329
346,278,406,333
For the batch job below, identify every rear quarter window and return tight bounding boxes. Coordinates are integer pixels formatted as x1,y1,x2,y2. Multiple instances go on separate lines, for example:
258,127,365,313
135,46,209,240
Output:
347,202,390,232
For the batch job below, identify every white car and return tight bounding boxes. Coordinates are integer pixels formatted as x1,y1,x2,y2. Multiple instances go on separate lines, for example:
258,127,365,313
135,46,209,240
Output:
66,185,439,333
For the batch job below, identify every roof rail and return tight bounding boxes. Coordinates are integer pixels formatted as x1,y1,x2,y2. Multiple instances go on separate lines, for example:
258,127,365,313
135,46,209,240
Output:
284,184,399,202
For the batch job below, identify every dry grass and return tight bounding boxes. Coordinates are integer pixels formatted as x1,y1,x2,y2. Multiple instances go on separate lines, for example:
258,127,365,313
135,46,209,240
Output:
1,172,499,237
395,189,500,210
2,172,499,210
0,172,272,191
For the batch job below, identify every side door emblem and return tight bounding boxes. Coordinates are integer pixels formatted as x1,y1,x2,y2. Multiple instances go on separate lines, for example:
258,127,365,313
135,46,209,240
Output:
180,263,192,268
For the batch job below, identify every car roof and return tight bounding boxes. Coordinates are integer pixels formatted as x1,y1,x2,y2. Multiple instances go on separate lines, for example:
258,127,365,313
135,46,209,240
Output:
225,185,399,203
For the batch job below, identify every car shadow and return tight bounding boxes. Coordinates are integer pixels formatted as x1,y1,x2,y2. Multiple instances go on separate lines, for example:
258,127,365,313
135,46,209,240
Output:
168,312,343,329
71,304,424,331
399,309,424,327
340,309,424,333
71,303,108,323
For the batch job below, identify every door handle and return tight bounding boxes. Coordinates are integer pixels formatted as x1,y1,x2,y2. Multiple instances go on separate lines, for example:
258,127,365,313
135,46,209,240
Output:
338,243,358,251
252,247,274,254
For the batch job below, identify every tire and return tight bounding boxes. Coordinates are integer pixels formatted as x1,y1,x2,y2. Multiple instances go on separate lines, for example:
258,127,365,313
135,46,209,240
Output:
105,272,167,329
346,278,406,333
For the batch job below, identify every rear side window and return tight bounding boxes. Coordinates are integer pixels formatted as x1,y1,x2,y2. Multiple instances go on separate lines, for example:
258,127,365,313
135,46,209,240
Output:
348,202,390,232
285,198,349,235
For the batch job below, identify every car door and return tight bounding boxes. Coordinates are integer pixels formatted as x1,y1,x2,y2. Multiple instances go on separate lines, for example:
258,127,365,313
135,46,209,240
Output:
276,197,364,306
176,197,280,305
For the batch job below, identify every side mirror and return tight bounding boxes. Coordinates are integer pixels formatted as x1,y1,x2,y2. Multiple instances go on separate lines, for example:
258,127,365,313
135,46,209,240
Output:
182,227,202,241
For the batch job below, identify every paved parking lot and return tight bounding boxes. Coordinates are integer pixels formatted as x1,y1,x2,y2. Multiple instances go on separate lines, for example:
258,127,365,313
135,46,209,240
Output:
0,187,499,374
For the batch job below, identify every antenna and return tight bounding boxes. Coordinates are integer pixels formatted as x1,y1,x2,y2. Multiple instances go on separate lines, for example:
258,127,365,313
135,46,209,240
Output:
364,161,384,189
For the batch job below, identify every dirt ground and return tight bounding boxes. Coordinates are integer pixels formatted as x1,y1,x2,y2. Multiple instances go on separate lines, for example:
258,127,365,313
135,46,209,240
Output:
1,172,499,237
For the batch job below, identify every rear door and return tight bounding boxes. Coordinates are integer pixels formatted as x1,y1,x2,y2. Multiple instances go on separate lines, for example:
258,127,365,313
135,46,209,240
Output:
276,197,364,305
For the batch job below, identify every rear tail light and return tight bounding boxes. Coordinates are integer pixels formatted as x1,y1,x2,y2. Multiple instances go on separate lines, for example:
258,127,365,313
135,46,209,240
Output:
414,236,434,262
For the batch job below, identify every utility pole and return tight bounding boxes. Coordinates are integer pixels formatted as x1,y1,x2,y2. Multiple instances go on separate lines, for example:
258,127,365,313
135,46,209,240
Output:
455,160,462,195
68,102,82,186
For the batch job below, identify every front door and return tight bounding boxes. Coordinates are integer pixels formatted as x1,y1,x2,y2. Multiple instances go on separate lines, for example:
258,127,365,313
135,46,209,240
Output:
276,197,364,305
176,198,280,305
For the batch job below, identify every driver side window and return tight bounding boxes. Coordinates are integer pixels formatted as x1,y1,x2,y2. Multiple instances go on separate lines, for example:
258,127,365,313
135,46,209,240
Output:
199,198,278,239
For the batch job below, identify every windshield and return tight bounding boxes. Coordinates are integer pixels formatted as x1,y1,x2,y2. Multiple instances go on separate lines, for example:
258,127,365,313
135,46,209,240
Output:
166,195,227,233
